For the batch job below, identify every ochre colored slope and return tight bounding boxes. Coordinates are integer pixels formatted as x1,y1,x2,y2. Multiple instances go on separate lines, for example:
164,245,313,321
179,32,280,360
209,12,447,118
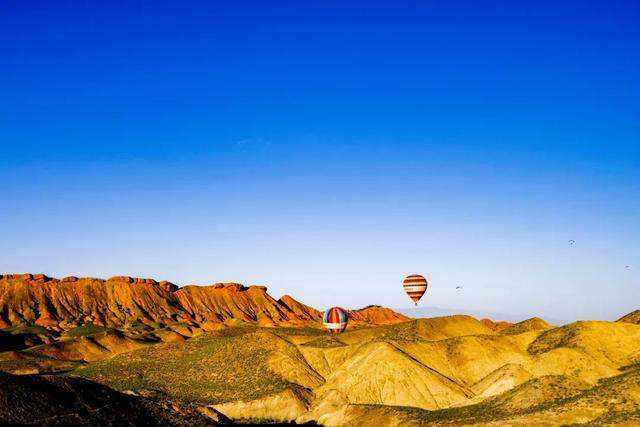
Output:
23,330,148,362
528,321,640,369
314,341,473,410
618,309,640,324
500,317,551,335
63,315,640,425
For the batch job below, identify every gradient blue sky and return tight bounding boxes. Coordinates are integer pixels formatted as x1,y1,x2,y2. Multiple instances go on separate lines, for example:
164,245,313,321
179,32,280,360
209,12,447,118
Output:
1,1,639,322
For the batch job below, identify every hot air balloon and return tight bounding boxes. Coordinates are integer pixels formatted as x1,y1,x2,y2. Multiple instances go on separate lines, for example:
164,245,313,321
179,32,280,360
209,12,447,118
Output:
403,274,428,305
323,307,348,334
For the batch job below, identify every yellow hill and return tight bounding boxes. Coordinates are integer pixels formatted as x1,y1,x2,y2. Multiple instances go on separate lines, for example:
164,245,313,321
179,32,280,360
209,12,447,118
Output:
63,315,640,424
500,317,551,335
617,309,640,324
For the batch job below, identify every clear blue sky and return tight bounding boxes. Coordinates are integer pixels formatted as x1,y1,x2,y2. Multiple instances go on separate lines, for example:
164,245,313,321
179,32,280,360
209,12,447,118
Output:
1,1,638,322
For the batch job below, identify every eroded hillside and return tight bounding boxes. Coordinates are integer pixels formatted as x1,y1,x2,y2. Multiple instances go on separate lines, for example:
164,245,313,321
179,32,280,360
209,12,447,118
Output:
66,314,640,425
0,273,407,331
1,274,639,426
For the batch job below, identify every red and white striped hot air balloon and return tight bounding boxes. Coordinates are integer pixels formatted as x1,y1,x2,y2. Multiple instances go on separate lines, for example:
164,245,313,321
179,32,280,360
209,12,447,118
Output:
403,274,428,305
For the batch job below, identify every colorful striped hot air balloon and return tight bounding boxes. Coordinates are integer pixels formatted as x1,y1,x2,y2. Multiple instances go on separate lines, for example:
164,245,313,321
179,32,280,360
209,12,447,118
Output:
323,307,348,334
403,274,428,305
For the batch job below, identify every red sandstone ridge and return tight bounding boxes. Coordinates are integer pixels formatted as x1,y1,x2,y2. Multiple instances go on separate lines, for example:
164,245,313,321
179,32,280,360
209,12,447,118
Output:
0,274,410,331
278,295,322,321
0,275,185,330
348,305,411,326
480,318,512,332
174,283,316,327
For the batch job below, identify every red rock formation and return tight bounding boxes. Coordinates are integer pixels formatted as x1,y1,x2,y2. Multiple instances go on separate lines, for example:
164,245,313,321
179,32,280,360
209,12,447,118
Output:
0,275,187,329
158,281,178,293
174,284,324,327
0,274,411,331
278,295,322,321
480,318,512,331
348,305,411,326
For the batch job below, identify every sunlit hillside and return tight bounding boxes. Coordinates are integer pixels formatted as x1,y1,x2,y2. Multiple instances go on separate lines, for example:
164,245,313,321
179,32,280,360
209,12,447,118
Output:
3,291,638,425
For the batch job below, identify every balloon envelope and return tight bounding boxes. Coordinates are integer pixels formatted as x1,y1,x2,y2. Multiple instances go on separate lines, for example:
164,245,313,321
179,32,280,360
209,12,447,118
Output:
403,274,428,305
323,307,348,334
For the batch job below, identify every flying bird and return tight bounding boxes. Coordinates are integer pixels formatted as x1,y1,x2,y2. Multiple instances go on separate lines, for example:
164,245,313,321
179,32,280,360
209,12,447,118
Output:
456,286,462,291
568,240,575,245
626,265,631,269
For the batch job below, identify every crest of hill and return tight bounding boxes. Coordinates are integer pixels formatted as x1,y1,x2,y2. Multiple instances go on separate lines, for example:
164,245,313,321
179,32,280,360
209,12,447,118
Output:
617,310,640,324
480,318,512,332
348,305,411,326
414,315,494,340
500,317,551,335
336,315,494,344
0,274,409,331
525,320,640,381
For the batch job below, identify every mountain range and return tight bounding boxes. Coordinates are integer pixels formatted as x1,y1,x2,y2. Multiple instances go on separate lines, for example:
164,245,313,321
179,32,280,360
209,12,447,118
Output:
0,273,407,331
1,273,639,426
